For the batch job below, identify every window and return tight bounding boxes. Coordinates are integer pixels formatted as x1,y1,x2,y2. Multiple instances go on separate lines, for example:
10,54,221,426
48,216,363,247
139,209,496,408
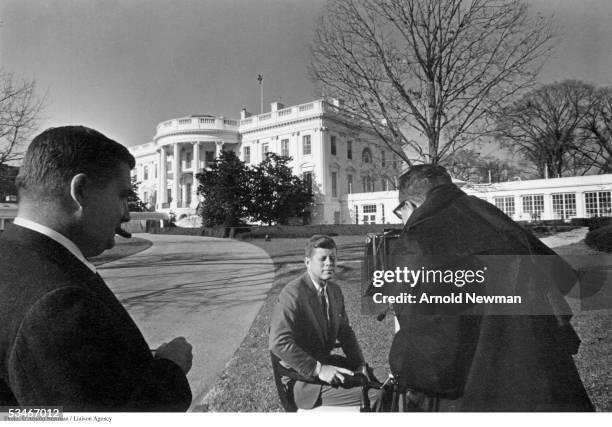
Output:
347,141,353,159
347,174,353,194
331,136,337,156
381,150,386,167
334,211,341,224
384,179,390,191
262,143,269,160
362,176,373,192
303,135,311,155
281,139,289,157
585,191,612,217
522,195,544,220
354,205,359,224
143,165,149,181
362,148,372,163
303,171,313,191
205,151,215,166
552,193,576,220
155,165,158,179
186,183,192,206
143,191,149,203
331,172,338,197
494,196,515,217
243,146,251,164
185,150,192,169
393,154,398,170
362,204,377,224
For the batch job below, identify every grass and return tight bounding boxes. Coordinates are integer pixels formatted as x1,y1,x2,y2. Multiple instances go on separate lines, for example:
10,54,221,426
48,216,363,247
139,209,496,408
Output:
199,235,611,412
89,235,153,266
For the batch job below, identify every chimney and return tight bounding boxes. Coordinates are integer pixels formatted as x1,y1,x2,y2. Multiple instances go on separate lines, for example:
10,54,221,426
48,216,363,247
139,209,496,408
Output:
240,108,252,120
271,101,285,112
332,98,345,108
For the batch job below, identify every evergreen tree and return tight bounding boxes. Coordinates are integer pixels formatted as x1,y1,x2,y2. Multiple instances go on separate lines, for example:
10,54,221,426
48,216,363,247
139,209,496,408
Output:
249,153,313,225
195,150,251,227
128,176,148,212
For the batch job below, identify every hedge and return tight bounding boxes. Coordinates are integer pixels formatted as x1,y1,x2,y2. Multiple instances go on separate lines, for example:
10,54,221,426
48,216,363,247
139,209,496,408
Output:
585,224,612,252
587,216,612,231
146,223,404,239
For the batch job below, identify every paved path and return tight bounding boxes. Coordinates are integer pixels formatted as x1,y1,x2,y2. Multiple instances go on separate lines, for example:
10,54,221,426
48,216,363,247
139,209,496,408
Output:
540,226,588,248
97,234,275,411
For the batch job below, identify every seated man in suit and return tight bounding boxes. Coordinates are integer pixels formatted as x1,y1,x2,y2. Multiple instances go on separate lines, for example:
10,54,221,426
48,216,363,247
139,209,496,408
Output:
0,126,193,411
269,235,380,410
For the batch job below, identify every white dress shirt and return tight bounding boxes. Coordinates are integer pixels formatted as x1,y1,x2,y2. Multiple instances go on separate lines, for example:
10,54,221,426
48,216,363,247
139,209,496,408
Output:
14,217,97,273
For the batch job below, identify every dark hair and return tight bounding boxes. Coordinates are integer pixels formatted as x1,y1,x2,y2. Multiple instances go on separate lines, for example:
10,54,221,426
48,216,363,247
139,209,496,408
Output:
304,234,337,258
398,164,451,201
16,126,135,199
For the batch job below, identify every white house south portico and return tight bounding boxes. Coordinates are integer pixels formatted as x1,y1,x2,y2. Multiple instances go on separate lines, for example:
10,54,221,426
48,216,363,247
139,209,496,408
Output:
131,98,402,223
132,115,240,216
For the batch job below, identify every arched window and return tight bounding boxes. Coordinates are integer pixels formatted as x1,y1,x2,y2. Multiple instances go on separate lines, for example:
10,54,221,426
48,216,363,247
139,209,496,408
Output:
362,148,372,163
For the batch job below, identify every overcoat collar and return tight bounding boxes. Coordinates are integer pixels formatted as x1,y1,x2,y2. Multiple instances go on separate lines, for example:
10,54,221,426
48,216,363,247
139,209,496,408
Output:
404,183,465,231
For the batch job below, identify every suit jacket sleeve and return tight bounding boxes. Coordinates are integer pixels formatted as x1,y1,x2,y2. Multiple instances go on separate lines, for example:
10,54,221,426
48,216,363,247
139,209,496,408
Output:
268,286,318,378
8,287,191,411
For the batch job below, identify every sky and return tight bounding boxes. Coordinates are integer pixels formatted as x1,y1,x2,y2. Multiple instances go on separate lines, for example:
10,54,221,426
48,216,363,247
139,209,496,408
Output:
2,0,612,148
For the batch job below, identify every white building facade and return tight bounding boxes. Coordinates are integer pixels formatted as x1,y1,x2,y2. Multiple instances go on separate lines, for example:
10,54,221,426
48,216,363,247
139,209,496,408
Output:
0,202,17,231
130,98,612,225
345,174,612,225
130,99,403,223
463,174,612,221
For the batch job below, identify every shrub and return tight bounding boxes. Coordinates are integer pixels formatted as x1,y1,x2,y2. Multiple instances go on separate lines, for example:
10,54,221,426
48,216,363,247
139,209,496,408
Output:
588,216,612,231
585,225,612,252
570,217,589,227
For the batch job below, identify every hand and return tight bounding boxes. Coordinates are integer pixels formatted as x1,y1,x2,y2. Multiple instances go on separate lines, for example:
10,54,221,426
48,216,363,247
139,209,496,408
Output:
154,337,193,374
317,364,354,384
356,364,371,382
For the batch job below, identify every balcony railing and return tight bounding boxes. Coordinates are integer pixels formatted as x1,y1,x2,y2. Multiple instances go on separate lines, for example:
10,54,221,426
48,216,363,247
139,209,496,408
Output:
239,99,340,130
155,115,239,138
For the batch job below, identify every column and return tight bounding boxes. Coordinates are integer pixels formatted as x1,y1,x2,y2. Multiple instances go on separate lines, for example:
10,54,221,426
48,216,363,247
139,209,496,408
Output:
181,183,188,209
515,195,523,221
193,142,201,172
318,128,327,197
172,143,180,209
192,142,200,208
543,192,553,221
215,141,224,159
158,148,168,207
575,191,585,218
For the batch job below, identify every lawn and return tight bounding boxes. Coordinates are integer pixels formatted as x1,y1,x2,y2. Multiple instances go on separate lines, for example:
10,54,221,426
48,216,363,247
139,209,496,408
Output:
199,236,611,412
89,235,153,266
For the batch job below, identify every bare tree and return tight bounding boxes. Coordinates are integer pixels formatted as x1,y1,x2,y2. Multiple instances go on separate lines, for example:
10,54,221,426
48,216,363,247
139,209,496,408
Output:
446,147,528,182
576,87,612,173
496,80,595,178
310,0,556,165
0,69,45,168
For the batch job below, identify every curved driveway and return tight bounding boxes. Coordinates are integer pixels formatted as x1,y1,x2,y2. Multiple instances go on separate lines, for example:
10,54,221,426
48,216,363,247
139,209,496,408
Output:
97,234,275,411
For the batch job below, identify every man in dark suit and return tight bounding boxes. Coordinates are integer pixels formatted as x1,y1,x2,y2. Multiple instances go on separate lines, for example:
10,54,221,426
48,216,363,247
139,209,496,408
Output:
0,126,193,411
385,164,593,411
269,235,379,409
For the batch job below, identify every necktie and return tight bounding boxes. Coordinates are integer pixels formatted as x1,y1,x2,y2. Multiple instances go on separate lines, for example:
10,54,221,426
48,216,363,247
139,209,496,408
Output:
320,288,328,323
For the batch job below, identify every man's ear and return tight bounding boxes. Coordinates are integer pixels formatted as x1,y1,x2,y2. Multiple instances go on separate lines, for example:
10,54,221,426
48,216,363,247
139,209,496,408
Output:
70,173,89,209
304,256,311,269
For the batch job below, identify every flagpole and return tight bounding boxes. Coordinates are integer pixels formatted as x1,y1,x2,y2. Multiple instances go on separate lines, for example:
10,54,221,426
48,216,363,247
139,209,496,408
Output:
260,77,264,114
